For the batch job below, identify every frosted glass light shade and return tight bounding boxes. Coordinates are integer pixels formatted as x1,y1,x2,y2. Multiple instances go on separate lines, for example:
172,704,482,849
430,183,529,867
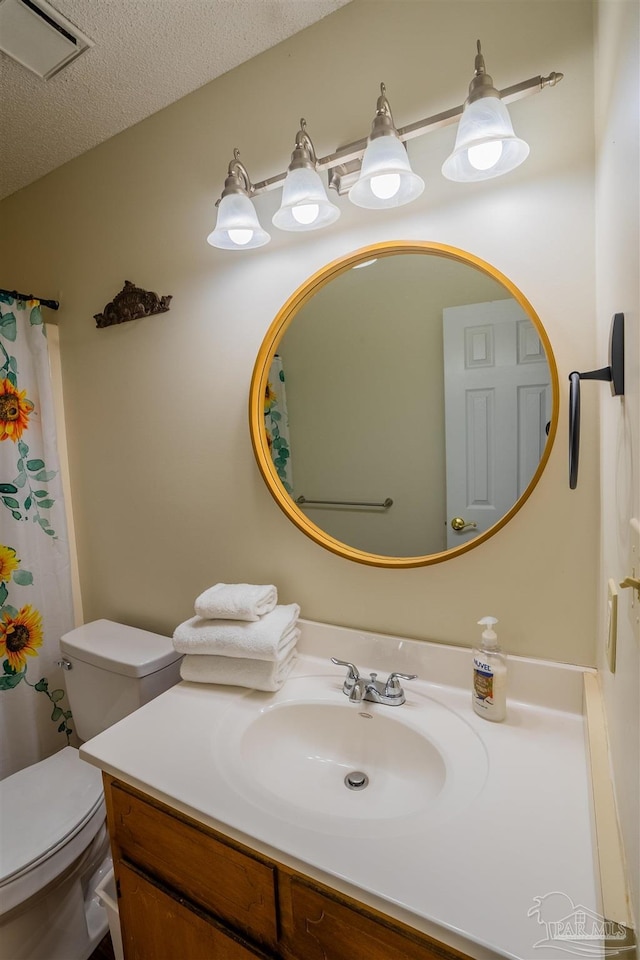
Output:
272,167,340,232
442,96,529,182
207,193,270,250
349,135,424,209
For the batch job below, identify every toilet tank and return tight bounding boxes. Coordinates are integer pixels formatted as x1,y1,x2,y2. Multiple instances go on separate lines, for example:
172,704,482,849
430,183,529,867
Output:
59,620,182,742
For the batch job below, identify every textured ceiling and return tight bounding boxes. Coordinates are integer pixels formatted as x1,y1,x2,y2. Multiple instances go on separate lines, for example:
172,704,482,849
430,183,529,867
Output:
0,0,351,200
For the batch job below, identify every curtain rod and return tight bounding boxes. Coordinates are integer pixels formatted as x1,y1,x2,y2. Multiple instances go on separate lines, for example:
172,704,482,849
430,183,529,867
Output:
0,288,59,311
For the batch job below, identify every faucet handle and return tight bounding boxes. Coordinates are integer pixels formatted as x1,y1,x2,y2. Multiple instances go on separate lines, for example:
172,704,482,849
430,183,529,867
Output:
384,671,418,698
330,657,360,683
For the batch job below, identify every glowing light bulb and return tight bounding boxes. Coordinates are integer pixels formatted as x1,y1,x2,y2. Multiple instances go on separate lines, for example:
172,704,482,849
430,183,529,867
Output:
370,173,401,200
291,203,320,225
467,140,503,171
228,229,254,246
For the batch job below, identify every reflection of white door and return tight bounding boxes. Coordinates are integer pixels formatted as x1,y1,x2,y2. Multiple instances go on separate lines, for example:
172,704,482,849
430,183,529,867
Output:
443,300,551,549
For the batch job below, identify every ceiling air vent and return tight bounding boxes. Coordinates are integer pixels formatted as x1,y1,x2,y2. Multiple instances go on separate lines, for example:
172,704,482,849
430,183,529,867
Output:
0,0,93,79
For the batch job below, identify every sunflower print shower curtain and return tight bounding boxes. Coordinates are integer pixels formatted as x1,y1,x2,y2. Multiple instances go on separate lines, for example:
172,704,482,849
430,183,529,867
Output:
0,294,75,779
264,355,293,494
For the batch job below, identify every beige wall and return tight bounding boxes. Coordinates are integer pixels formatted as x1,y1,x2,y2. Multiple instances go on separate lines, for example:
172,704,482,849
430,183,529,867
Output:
0,0,598,663
594,0,640,931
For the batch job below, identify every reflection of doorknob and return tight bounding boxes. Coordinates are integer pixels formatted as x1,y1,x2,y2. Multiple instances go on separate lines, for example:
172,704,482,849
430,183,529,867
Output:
451,517,478,532
620,576,640,600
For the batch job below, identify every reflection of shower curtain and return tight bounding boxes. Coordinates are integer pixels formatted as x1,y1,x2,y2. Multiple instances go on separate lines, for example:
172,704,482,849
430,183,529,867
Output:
264,355,293,493
0,294,75,779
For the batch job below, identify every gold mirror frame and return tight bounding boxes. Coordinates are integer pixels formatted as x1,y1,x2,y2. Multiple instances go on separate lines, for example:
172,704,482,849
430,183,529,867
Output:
249,241,559,568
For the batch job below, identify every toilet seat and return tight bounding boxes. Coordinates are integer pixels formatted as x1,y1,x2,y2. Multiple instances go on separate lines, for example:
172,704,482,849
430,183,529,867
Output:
0,746,105,916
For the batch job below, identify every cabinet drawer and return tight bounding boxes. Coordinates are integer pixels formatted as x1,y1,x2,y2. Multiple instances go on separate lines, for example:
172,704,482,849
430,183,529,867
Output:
110,782,278,948
286,878,472,960
118,861,271,960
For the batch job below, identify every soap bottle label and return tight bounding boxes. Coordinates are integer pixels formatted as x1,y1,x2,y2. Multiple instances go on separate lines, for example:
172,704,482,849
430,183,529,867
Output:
473,657,494,702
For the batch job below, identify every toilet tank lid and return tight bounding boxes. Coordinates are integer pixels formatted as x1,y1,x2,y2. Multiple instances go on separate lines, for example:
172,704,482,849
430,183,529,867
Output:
60,619,181,677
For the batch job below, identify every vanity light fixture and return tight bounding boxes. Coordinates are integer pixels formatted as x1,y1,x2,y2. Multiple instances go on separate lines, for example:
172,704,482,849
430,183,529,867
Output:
207,42,563,250
441,42,530,182
272,119,340,231
348,84,424,209
207,149,271,250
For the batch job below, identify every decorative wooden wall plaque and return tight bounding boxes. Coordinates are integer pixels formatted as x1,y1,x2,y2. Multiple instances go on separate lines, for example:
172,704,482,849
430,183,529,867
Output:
94,281,172,328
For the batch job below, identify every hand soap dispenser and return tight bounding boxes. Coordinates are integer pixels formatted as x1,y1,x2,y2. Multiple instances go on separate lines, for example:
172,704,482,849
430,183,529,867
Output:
472,616,507,722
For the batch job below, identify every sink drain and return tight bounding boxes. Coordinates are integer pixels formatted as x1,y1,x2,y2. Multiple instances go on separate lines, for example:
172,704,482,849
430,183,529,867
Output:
344,770,369,791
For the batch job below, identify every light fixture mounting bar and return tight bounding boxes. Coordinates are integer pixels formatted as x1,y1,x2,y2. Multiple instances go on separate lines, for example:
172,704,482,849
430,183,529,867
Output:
396,72,562,144
250,71,562,197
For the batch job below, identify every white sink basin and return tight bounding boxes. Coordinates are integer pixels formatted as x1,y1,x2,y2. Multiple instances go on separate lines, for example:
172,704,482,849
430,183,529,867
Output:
237,700,446,818
214,674,488,837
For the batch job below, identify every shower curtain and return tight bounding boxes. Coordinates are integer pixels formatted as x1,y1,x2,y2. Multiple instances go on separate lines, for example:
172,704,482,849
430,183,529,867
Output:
0,293,75,779
265,355,293,493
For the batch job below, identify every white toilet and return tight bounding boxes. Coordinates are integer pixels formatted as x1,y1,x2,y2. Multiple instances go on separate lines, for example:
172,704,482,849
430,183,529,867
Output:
0,619,182,960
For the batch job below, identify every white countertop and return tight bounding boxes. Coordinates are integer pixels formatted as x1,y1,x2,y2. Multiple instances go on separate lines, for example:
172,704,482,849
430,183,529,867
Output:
80,619,600,960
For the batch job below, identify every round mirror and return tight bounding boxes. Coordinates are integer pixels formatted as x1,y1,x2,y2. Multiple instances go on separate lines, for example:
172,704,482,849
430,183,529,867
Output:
249,242,558,567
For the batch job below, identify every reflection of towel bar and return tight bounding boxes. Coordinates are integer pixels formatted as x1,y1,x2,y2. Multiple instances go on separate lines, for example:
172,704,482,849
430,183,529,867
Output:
295,496,393,509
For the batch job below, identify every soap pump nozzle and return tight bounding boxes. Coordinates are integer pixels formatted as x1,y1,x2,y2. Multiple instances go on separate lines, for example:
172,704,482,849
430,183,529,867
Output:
477,616,498,646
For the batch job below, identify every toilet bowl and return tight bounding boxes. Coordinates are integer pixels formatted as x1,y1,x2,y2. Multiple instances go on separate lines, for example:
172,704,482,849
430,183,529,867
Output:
0,747,110,960
0,621,182,960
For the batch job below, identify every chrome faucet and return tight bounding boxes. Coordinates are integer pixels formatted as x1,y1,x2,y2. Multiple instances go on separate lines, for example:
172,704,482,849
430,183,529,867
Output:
331,658,417,706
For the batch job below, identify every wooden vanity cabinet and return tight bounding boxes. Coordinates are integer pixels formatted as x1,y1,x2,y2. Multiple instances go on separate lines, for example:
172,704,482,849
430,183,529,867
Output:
117,862,266,960
104,776,473,960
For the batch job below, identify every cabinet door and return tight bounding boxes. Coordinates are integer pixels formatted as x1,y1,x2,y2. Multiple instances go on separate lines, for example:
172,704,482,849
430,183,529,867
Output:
118,861,272,960
109,781,278,949
285,878,472,960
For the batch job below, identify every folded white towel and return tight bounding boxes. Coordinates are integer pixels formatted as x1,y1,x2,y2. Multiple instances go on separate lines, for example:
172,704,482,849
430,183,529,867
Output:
179,650,296,691
194,582,277,621
173,604,300,661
